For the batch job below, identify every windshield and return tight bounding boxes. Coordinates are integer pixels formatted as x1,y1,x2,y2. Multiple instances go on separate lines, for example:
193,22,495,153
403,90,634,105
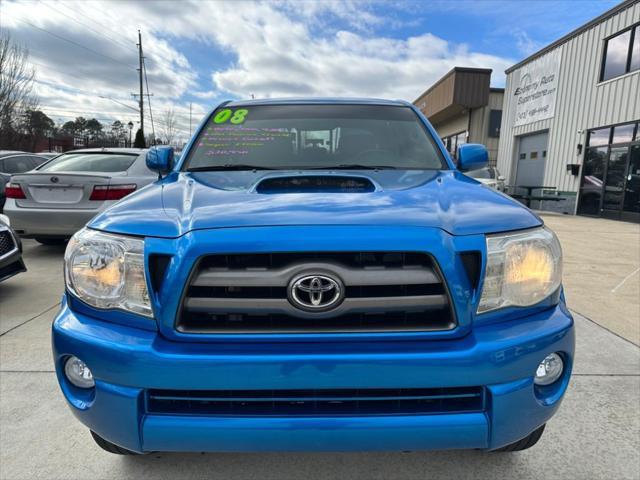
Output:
183,104,445,171
38,153,138,173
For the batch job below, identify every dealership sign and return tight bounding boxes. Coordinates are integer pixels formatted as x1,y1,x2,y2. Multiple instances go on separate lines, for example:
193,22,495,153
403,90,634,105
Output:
513,47,562,127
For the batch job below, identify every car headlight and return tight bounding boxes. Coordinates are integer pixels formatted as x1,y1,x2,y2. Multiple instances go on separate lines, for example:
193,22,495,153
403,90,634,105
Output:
478,227,562,313
64,228,152,317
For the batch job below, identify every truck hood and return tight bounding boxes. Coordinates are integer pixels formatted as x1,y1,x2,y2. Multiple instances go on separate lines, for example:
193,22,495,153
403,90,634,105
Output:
88,170,541,238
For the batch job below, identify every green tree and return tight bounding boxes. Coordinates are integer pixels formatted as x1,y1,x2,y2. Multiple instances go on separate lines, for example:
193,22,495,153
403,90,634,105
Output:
22,109,54,138
133,128,145,148
85,118,103,138
110,120,124,140
60,120,77,136
73,117,88,136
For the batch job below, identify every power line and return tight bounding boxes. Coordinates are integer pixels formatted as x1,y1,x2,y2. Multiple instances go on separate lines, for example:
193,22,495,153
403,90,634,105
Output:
31,78,136,105
39,107,190,132
38,1,137,53
98,96,139,112
59,0,137,46
7,15,137,70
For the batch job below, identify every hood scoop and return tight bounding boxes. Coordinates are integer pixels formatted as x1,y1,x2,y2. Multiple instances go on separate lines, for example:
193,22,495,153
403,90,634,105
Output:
254,175,377,194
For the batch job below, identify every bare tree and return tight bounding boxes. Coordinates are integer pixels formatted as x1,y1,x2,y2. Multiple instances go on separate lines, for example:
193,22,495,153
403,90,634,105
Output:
161,107,177,146
0,32,38,149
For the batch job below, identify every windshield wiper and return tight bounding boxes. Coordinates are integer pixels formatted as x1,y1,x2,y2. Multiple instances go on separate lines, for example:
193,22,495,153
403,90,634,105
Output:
187,164,275,172
308,164,396,170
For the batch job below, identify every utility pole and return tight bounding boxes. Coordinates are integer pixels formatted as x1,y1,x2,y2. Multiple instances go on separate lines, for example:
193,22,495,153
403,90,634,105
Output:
137,30,144,136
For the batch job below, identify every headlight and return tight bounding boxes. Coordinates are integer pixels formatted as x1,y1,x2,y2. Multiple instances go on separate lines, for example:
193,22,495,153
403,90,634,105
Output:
64,228,152,317
478,227,562,313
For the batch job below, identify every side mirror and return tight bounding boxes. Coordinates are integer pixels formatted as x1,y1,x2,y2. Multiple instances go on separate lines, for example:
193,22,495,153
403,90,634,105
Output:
457,144,488,172
146,146,174,174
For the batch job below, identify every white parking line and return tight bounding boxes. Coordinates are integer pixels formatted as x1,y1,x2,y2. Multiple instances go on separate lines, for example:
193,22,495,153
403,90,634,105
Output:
611,267,640,294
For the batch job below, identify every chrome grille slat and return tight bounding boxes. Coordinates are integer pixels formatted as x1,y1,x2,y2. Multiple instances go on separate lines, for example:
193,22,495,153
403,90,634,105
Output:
177,252,456,334
192,262,439,287
184,294,448,319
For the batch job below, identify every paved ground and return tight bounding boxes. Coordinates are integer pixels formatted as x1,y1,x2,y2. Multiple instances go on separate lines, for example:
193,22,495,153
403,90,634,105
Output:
1,215,639,480
541,213,640,345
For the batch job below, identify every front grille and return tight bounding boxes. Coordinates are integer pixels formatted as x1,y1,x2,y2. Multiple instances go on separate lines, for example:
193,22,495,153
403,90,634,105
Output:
0,231,16,257
147,387,485,416
178,252,455,334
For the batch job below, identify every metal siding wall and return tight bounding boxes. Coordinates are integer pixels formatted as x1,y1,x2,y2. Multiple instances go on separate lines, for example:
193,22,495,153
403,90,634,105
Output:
498,1,640,194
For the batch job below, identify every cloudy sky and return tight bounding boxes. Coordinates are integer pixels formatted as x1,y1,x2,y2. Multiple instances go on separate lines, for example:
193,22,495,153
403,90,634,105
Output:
0,0,620,142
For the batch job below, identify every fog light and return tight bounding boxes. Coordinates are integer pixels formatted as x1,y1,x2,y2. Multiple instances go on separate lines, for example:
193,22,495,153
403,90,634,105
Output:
64,356,95,389
534,353,563,386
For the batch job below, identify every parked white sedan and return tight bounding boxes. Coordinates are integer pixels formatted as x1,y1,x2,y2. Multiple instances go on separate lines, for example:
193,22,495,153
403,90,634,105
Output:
4,148,157,244
467,166,505,192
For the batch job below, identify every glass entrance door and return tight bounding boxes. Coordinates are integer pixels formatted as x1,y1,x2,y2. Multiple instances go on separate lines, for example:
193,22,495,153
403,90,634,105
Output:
602,146,629,214
622,145,640,222
579,121,639,222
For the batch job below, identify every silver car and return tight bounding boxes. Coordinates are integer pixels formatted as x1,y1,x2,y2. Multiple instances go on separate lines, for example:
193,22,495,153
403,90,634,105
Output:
4,148,156,244
467,166,505,191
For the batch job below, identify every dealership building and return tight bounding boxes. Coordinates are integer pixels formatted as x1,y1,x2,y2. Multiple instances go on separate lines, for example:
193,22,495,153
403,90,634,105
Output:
414,68,504,165
496,0,639,221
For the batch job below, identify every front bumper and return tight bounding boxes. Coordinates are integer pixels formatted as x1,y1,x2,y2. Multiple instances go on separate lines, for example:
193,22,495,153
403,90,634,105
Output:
52,298,574,453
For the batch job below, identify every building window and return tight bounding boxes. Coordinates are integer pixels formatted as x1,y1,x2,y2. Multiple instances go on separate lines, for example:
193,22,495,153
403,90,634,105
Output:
442,131,467,158
587,122,639,149
519,153,526,160
612,123,635,144
587,127,611,147
488,110,502,138
600,24,640,82
530,151,538,159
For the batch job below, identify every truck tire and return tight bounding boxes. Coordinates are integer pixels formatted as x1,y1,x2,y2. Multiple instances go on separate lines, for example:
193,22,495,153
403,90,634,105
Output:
35,237,67,246
90,431,142,455
493,424,546,452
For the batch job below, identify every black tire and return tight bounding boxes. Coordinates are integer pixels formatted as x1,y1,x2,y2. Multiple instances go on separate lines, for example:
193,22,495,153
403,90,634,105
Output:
90,431,142,455
35,237,67,246
493,424,546,452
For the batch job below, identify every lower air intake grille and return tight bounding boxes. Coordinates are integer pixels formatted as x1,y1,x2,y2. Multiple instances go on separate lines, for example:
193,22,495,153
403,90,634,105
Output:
178,252,456,334
0,231,16,257
147,387,485,416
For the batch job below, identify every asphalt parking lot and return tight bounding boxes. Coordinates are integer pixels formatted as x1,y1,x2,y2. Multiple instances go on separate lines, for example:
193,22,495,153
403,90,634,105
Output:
1,214,639,480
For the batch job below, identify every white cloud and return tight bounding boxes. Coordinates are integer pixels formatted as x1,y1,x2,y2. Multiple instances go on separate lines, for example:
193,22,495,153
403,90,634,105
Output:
1,0,515,142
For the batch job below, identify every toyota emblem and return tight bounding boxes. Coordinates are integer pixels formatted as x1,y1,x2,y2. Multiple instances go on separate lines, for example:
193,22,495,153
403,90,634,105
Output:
288,274,344,312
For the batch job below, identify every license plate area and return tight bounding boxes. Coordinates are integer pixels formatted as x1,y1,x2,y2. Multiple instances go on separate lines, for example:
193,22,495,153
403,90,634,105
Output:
28,186,84,203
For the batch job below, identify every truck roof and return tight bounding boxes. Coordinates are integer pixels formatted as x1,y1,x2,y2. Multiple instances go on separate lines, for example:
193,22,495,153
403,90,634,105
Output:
226,97,412,107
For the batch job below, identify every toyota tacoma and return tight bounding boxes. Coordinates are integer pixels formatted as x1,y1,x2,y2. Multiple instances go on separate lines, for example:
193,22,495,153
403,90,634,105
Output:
53,98,574,454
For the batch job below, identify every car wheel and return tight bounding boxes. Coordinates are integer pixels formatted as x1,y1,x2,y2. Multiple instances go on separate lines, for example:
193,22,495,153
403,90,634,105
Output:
34,237,67,246
90,431,142,455
493,424,546,452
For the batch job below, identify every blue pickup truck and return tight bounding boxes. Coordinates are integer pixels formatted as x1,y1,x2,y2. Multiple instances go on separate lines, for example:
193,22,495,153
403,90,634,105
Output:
53,98,574,455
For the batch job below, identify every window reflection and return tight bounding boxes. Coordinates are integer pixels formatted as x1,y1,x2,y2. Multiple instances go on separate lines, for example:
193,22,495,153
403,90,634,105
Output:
632,27,640,72
612,124,635,144
603,147,628,209
588,127,610,147
601,26,640,81
578,147,607,215
624,145,640,214
602,30,632,81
